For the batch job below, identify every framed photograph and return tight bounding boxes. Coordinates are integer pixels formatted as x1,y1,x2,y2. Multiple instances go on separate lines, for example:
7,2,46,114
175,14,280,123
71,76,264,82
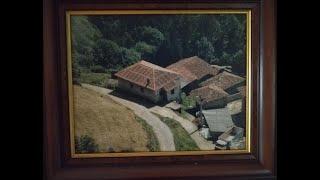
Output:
67,9,251,157
44,0,276,179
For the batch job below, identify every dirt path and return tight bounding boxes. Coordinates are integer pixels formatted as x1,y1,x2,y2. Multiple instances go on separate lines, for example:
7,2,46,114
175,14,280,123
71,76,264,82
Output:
149,106,215,150
81,84,176,151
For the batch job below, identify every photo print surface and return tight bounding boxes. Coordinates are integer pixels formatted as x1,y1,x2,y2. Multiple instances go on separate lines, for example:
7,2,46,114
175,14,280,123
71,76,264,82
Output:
67,10,251,157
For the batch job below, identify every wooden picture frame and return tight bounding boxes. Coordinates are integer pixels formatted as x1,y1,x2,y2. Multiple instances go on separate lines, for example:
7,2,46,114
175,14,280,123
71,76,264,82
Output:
43,0,276,179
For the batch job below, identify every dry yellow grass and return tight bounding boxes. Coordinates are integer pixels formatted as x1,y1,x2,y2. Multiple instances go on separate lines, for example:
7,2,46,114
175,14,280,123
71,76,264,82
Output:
73,85,149,152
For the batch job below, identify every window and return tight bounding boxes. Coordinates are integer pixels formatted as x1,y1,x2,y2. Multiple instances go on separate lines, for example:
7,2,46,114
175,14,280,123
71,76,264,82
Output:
140,87,144,93
171,89,175,94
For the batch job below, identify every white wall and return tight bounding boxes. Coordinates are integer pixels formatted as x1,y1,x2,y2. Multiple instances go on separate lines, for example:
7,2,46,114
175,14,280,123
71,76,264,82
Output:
118,79,160,103
166,86,181,101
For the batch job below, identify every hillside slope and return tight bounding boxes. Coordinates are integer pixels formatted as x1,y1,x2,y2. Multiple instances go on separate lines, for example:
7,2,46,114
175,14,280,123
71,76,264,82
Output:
73,85,149,152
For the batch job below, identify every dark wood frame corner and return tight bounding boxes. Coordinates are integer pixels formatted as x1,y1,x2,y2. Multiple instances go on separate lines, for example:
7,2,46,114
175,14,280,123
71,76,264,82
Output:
43,0,276,179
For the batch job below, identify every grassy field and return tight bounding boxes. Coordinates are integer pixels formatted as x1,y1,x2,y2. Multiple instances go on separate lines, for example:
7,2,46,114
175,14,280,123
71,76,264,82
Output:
73,85,150,153
155,114,199,151
135,116,160,152
79,72,110,87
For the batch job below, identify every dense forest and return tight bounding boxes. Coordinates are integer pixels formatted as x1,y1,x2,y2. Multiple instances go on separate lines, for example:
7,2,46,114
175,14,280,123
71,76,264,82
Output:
71,14,247,84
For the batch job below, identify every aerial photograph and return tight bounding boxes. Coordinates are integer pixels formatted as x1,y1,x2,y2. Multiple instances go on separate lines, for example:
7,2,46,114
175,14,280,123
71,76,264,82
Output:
69,13,248,154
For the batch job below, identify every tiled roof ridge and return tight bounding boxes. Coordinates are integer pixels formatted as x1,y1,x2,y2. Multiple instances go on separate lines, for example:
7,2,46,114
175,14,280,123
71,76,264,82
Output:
166,56,217,83
115,60,179,91
167,56,199,67
221,71,245,79
127,61,154,79
126,60,176,80
179,55,199,61
140,60,178,75
128,68,154,80
152,67,156,90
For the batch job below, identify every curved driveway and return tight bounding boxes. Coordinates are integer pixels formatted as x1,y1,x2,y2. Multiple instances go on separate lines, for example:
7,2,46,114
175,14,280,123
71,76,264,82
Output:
150,106,215,150
81,84,176,151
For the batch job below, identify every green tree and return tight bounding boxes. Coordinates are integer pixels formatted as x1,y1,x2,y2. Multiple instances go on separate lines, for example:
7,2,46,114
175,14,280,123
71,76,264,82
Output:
82,14,247,75
231,49,246,76
75,135,99,153
90,65,106,73
134,42,156,60
93,39,122,69
195,37,217,64
180,92,196,110
71,16,102,68
72,60,81,85
88,16,121,42
119,47,141,67
139,26,165,47
220,51,232,65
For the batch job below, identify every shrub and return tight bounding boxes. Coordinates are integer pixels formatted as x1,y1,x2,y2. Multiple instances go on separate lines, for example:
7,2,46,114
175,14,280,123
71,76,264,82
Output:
120,147,134,152
90,65,106,73
72,62,82,85
105,79,118,89
107,146,115,153
73,79,81,86
180,92,196,110
134,42,156,60
75,135,99,153
79,72,110,87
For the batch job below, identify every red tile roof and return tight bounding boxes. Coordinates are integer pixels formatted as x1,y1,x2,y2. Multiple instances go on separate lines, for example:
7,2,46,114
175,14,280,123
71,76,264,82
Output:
189,85,229,103
237,86,246,97
115,60,179,91
166,56,219,84
199,71,245,90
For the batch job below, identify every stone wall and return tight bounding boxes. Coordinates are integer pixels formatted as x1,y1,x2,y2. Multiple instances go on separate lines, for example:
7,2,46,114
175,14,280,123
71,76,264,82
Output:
166,85,181,102
118,79,181,103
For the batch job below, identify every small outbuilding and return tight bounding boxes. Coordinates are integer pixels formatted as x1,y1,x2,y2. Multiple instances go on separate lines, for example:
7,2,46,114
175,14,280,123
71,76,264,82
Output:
189,85,229,109
199,71,245,94
201,107,235,139
166,56,219,92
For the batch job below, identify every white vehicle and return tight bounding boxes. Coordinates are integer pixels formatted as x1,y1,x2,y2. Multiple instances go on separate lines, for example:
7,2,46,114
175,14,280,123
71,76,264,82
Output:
215,126,244,150
215,139,228,150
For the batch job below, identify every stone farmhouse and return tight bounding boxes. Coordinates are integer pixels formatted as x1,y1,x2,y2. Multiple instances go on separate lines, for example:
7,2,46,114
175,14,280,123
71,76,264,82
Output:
114,60,181,103
114,56,247,149
115,56,246,104
199,71,245,94
166,56,219,93
189,85,229,109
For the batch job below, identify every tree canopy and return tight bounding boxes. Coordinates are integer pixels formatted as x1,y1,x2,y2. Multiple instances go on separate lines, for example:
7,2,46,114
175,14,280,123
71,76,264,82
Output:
71,14,247,76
